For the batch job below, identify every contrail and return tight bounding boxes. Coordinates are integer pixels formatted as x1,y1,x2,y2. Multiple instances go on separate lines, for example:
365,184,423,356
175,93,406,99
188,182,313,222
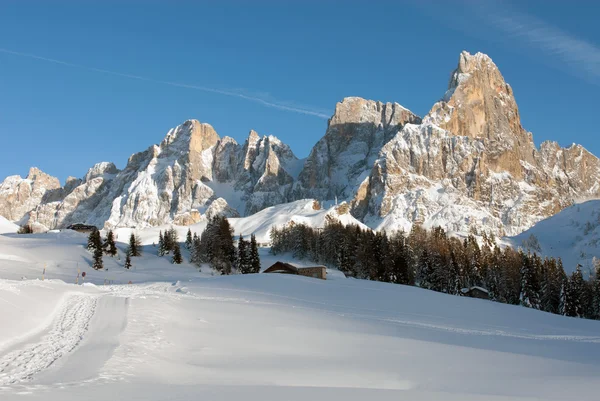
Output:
0,48,331,119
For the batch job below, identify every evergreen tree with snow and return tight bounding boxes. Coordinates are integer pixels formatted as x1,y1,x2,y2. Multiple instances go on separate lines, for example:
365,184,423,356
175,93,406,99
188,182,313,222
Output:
172,242,183,264
87,230,96,251
249,234,261,273
519,253,540,309
92,245,103,270
104,230,118,257
190,233,201,265
124,252,132,269
128,232,142,257
237,234,250,273
158,231,165,256
570,264,585,317
87,229,102,252
185,228,193,250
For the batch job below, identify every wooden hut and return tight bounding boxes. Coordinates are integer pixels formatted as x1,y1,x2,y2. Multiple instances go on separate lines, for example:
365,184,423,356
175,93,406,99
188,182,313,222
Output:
263,261,327,280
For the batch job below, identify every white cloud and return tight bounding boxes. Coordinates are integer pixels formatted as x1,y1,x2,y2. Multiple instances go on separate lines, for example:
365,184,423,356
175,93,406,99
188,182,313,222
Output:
0,48,331,119
477,1,600,84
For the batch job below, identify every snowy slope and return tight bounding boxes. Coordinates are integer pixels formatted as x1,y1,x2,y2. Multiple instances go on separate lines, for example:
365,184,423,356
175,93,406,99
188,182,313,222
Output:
0,216,18,234
227,199,369,243
111,199,369,246
0,231,599,399
508,200,600,274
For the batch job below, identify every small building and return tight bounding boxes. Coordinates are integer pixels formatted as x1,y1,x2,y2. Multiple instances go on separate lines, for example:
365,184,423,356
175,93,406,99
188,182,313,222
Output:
263,261,327,280
66,223,98,234
461,286,489,300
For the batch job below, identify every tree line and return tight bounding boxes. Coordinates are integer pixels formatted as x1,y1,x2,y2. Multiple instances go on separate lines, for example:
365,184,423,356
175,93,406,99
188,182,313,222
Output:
87,229,141,270
270,219,600,320
158,216,261,275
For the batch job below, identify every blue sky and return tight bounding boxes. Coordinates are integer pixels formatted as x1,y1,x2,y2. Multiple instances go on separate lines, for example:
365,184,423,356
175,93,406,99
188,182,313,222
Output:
1,0,599,183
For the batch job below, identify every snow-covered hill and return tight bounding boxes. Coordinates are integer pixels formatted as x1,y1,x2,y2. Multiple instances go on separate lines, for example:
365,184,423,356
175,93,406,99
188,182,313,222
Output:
0,216,18,234
0,230,599,400
509,200,600,274
110,199,367,246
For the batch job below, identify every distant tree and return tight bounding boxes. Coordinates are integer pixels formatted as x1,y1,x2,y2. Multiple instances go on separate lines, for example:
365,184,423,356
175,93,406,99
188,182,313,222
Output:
198,216,235,274
92,246,104,270
172,242,183,264
87,229,101,251
158,231,165,256
128,233,142,257
185,228,193,250
124,252,132,269
190,233,201,265
249,234,261,273
237,234,250,274
570,264,586,318
519,253,540,309
104,230,118,257
522,234,542,253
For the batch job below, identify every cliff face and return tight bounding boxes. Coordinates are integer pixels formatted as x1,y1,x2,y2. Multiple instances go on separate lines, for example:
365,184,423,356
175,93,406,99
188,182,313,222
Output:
295,97,421,201
4,120,299,230
0,167,62,222
355,51,600,236
1,51,598,237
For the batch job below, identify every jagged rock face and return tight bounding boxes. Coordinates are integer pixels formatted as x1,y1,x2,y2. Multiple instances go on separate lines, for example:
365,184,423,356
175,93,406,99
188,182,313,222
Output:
296,97,421,201
0,167,61,222
357,51,600,236
2,51,599,237
6,121,300,229
239,133,299,215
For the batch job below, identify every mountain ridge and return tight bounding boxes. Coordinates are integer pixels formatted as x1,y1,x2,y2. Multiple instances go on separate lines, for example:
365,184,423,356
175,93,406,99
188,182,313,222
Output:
1,51,599,237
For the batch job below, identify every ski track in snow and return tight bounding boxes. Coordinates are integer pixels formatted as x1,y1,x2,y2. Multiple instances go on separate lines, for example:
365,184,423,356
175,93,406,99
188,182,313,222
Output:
0,294,98,386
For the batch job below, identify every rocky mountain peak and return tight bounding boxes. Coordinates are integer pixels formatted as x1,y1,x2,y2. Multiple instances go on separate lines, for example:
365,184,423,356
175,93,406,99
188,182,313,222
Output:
84,162,119,183
25,167,61,188
297,97,421,202
329,97,419,128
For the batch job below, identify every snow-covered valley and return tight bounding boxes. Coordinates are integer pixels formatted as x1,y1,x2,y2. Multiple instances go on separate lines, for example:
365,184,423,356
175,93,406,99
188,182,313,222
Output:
1,225,600,400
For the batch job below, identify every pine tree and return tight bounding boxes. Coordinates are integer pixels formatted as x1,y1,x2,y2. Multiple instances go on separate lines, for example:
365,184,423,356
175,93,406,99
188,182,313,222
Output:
92,246,103,270
249,234,261,273
158,231,165,256
191,233,201,265
237,234,250,273
129,233,142,257
172,242,183,264
104,230,118,257
124,252,132,269
570,264,585,317
87,229,102,252
185,229,193,250
87,230,96,251
519,252,540,309
167,227,178,253
592,262,600,320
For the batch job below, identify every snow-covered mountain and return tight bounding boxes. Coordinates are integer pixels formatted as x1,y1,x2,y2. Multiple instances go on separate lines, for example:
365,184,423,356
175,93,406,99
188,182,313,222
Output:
1,51,599,236
509,200,600,273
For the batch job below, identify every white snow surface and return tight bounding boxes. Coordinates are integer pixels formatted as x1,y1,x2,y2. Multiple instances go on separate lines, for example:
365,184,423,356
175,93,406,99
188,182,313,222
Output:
0,216,18,234
0,225,599,400
112,199,368,246
508,199,600,273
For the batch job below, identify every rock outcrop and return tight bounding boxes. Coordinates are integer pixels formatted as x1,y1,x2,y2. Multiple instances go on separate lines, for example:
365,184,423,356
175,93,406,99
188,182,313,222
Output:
355,51,600,236
2,120,300,230
1,51,598,237
0,167,61,222
296,97,421,201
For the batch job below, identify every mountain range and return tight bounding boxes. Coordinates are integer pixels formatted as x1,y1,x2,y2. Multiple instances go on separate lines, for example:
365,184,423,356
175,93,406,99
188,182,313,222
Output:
1,51,599,237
